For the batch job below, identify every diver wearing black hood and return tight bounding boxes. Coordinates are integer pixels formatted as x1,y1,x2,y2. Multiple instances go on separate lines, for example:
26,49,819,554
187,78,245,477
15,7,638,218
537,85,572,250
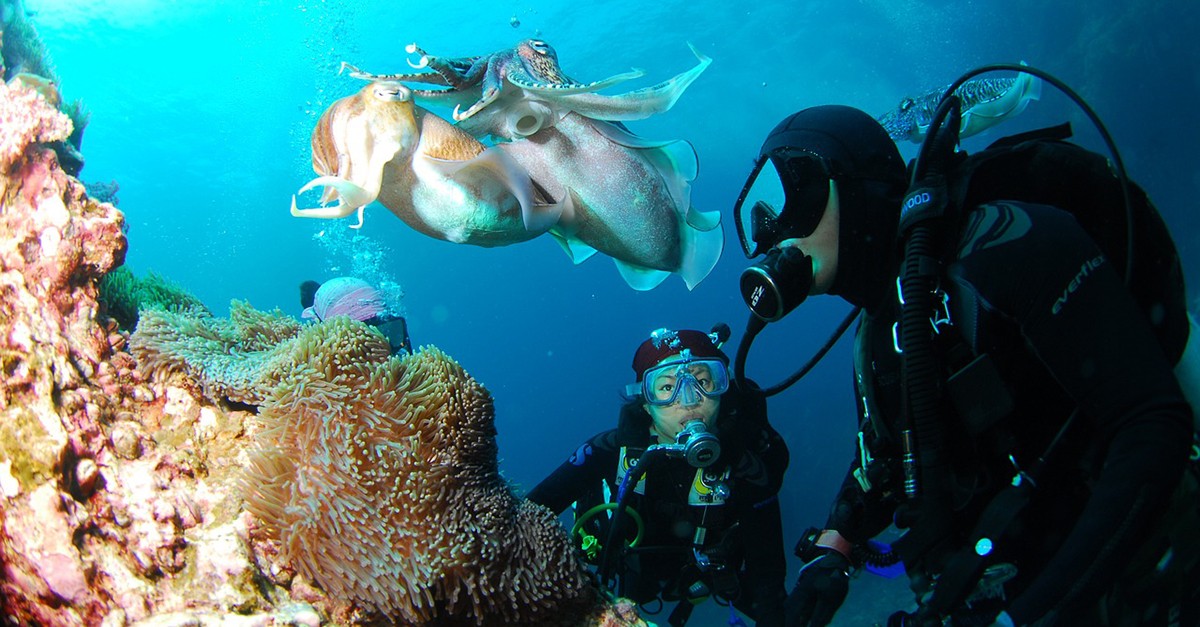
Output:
733,104,1197,626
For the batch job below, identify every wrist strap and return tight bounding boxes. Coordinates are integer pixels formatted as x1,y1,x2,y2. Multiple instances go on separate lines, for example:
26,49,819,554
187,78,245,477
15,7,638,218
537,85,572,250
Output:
815,529,853,561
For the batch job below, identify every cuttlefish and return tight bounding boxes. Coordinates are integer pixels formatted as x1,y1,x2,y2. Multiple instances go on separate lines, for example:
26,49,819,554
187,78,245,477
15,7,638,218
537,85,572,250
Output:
290,81,561,245
290,80,721,290
499,112,723,291
328,40,721,289
878,69,1042,144
343,39,712,141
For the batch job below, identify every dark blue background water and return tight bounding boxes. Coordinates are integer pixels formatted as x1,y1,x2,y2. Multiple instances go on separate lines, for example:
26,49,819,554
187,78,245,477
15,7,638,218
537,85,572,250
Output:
32,1,1200,623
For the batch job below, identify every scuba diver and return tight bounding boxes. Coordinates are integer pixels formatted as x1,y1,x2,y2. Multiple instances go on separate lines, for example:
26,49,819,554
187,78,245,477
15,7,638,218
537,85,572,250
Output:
526,327,790,626
299,277,413,356
731,70,1200,626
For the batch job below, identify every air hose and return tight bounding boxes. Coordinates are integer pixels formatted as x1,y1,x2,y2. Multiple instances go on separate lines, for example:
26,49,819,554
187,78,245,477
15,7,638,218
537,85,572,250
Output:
598,448,664,587
895,94,962,502
571,502,644,561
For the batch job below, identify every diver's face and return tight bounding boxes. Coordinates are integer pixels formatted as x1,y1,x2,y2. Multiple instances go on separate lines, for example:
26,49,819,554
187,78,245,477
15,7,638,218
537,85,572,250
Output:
779,178,840,295
643,358,722,442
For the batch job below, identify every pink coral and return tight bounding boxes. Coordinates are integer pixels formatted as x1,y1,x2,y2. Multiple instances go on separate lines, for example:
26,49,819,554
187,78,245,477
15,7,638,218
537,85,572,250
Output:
0,78,73,172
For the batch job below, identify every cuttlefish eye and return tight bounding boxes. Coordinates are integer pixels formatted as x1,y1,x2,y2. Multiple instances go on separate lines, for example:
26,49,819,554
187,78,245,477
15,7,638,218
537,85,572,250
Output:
528,39,551,54
899,97,915,112
372,82,412,102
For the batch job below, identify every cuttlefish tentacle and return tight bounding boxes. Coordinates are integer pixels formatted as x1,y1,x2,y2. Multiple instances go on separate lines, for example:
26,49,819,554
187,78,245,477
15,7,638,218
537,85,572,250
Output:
452,55,510,121
428,55,490,89
405,42,491,89
405,42,430,69
290,176,373,227
343,60,491,101
341,61,451,86
452,86,503,122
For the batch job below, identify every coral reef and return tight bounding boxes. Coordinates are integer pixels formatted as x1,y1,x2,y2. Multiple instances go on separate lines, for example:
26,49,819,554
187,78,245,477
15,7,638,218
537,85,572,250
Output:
0,76,71,171
0,13,644,627
84,177,120,205
242,318,598,625
2,0,89,175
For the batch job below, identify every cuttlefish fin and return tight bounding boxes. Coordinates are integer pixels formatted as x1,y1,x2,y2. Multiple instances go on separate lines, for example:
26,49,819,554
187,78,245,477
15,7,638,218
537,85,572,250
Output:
420,147,561,233
960,67,1042,139
684,204,722,232
591,118,700,214
291,176,375,228
548,225,600,265
549,43,712,121
613,260,671,291
513,68,646,96
677,205,725,290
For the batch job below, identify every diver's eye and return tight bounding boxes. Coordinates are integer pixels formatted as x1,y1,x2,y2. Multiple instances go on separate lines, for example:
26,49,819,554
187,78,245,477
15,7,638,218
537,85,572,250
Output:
653,382,675,401
696,377,713,391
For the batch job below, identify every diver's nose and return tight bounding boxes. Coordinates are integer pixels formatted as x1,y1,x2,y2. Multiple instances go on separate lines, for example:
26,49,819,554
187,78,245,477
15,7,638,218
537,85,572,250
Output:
677,383,703,406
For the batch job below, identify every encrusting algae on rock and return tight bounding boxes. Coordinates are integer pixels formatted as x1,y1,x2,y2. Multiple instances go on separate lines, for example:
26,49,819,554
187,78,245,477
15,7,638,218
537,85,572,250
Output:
0,10,648,627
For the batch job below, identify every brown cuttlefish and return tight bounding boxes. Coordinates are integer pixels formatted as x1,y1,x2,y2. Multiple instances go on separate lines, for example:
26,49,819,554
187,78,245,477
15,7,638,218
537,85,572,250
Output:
291,81,563,246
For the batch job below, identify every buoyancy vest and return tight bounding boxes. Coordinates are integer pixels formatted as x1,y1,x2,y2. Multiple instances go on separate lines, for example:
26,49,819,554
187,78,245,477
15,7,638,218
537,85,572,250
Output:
946,123,1189,362
880,122,1196,619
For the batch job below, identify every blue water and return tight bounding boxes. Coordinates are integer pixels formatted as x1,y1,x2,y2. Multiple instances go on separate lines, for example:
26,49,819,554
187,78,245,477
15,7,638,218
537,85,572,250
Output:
30,0,1200,624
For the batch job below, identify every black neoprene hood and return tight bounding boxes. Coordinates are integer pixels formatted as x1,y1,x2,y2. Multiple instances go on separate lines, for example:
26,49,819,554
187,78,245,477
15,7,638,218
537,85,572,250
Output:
760,105,908,309
760,105,906,194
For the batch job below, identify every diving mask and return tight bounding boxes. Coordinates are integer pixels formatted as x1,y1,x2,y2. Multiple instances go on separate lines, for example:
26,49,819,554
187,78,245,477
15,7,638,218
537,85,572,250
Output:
733,148,833,258
628,352,730,406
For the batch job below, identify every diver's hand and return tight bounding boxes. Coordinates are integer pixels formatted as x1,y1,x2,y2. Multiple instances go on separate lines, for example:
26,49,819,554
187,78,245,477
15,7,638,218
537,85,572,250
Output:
784,550,850,627
989,611,1015,627
886,605,1015,627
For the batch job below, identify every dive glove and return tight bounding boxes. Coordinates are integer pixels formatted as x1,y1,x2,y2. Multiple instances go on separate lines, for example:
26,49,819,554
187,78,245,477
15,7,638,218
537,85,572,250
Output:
784,550,850,627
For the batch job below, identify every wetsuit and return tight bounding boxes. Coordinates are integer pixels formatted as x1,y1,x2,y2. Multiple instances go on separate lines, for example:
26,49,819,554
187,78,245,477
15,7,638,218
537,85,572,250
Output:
366,314,412,355
829,200,1193,624
527,386,790,626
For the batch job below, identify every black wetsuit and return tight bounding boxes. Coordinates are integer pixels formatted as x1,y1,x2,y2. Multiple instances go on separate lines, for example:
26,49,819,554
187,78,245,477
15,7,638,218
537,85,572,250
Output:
527,386,790,626
365,314,411,356
830,201,1193,624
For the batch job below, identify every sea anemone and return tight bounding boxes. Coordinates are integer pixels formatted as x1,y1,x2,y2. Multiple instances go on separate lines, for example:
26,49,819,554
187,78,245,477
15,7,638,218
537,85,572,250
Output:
242,318,596,625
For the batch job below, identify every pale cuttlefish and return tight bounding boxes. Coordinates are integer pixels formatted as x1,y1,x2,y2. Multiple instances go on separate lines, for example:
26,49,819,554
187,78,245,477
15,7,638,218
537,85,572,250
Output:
878,69,1042,144
499,112,722,291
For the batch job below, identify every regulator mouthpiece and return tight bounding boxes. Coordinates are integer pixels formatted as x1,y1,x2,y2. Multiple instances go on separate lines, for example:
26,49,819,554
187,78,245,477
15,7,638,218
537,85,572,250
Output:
739,247,815,322
677,421,721,468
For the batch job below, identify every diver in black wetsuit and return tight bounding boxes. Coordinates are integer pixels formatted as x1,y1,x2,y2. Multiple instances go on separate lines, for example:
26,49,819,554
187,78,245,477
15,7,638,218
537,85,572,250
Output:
731,104,1198,626
527,327,790,626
